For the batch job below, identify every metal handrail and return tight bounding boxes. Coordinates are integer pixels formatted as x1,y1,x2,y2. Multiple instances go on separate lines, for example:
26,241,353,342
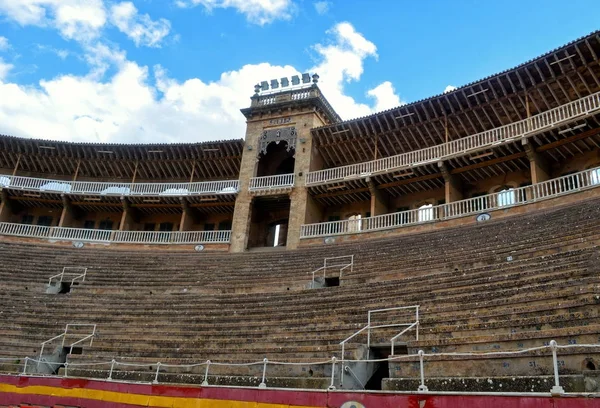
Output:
309,255,354,288
0,224,232,245
339,305,419,386
249,173,295,191
301,165,600,238
48,267,87,286
39,324,96,366
306,91,600,186
0,175,239,197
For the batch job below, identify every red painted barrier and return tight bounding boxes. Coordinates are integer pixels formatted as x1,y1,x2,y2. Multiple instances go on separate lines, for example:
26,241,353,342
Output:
0,375,599,408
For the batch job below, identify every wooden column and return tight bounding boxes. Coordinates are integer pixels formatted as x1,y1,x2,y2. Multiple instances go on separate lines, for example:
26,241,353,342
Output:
72,159,81,181
58,194,76,227
179,198,197,232
119,198,135,231
523,139,550,184
12,154,21,176
367,177,389,216
438,161,463,203
0,189,14,223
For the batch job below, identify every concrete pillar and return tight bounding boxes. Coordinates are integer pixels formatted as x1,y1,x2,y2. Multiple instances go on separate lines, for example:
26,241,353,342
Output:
58,194,77,227
438,161,463,203
0,189,13,223
367,178,389,216
523,139,550,184
118,198,135,231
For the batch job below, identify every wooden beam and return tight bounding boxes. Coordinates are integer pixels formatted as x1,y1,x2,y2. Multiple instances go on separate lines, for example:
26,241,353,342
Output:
313,187,370,199
189,201,236,208
536,127,600,152
376,173,442,189
451,152,527,174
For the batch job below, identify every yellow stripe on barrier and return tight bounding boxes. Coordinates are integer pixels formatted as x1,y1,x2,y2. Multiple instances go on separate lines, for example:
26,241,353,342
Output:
0,383,319,408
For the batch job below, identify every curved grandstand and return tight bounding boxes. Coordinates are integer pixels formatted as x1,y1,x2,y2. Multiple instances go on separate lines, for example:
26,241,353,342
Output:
1,30,600,401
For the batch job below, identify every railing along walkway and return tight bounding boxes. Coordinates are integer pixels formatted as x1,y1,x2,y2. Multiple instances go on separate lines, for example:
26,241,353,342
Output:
0,224,231,244
301,165,600,238
306,91,600,186
249,173,295,192
2,340,594,394
0,175,239,197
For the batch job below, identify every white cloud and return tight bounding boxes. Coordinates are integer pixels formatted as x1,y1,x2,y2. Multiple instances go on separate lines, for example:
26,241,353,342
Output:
367,81,403,112
314,1,330,15
0,36,9,51
444,85,457,93
176,0,294,25
0,0,107,42
310,22,401,119
0,58,12,80
0,22,402,143
0,1,170,47
110,2,171,47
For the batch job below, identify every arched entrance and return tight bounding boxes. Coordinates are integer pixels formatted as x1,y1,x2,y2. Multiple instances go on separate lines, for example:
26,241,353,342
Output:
256,140,295,177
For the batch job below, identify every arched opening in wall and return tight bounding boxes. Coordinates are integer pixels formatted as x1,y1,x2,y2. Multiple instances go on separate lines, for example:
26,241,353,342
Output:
256,141,295,177
496,187,516,207
347,214,362,232
248,196,291,249
418,204,434,222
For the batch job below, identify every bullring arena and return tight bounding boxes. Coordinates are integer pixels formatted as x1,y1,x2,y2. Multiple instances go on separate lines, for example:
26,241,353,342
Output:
1,30,600,408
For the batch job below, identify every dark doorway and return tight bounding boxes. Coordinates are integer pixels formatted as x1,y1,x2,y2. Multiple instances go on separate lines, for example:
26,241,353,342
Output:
256,141,295,177
365,345,392,391
248,196,291,249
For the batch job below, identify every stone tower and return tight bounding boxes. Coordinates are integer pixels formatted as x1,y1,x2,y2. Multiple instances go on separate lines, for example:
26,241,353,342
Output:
230,74,340,252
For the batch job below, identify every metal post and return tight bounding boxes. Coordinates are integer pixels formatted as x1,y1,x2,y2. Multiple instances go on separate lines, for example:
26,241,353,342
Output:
201,360,210,386
418,350,428,392
108,359,116,380
153,362,161,384
340,344,346,386
549,340,565,395
367,312,371,350
22,357,28,375
328,357,337,391
38,345,45,368
64,362,69,377
391,340,395,356
259,358,268,389
416,306,420,341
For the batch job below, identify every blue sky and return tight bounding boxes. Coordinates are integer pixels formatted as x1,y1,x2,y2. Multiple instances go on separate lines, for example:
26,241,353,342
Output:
0,0,598,144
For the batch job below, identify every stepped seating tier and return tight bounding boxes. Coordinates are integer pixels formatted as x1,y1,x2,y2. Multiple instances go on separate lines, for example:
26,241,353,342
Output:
1,195,600,390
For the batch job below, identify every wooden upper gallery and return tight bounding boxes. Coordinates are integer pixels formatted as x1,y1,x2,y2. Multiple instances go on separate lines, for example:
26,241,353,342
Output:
0,135,244,181
311,30,600,169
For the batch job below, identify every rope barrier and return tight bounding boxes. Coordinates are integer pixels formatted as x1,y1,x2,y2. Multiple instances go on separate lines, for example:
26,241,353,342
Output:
2,341,598,394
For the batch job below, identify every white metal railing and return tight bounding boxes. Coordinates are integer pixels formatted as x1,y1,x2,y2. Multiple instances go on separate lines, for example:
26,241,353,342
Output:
306,91,600,186
0,223,231,245
0,175,239,197
301,166,600,238
309,255,354,288
249,173,295,192
38,324,97,366
339,305,419,386
48,267,87,286
8,340,596,394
